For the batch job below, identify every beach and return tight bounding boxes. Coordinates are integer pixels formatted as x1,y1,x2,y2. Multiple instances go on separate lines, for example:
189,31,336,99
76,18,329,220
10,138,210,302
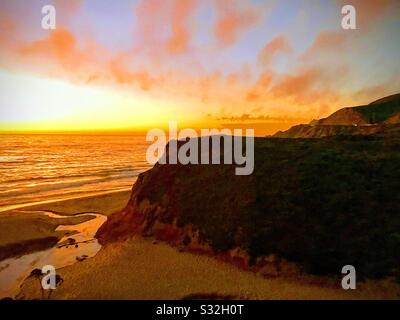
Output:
16,236,400,300
0,191,131,260
0,190,131,298
0,191,397,300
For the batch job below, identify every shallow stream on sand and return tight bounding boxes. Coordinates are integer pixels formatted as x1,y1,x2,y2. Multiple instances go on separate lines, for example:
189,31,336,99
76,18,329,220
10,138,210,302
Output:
0,211,107,298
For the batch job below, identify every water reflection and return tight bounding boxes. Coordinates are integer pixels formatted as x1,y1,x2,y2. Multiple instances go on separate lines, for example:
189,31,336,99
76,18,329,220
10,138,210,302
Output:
0,211,107,298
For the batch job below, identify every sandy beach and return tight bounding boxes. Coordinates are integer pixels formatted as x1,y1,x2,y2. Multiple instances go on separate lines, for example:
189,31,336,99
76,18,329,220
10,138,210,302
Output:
3,189,132,216
0,191,131,262
16,236,400,300
0,190,396,300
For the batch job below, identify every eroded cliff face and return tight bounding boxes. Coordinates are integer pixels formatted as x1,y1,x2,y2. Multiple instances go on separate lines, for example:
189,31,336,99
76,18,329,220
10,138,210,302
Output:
96,161,288,275
96,135,400,279
316,107,369,126
97,162,255,249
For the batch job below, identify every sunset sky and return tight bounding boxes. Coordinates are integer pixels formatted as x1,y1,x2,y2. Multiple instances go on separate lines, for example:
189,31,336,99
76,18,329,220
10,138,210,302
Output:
0,0,399,135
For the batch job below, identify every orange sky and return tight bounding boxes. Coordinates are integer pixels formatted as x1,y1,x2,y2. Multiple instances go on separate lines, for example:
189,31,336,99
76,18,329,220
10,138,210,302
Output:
0,0,399,135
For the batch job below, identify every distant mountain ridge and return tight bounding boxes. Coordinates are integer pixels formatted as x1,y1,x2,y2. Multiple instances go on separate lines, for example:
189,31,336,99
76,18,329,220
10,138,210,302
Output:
274,93,400,138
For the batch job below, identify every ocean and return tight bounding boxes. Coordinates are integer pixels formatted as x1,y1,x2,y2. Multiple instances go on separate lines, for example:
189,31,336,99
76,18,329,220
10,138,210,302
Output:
0,134,152,211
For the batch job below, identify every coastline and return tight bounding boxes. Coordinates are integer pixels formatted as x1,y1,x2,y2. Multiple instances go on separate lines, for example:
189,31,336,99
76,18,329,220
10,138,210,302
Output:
0,188,132,214
2,189,399,300
0,190,131,262
16,189,132,216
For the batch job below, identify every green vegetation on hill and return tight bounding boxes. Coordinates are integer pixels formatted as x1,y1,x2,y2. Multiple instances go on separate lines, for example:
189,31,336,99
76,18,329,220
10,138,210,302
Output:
249,136,400,279
101,134,400,280
355,93,400,123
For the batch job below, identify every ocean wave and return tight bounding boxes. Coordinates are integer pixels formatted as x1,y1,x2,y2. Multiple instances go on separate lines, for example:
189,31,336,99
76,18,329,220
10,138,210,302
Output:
0,134,152,208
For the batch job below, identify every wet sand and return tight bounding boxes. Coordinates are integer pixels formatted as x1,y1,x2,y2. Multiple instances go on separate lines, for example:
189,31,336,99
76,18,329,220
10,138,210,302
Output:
14,190,131,216
0,191,130,261
0,212,94,261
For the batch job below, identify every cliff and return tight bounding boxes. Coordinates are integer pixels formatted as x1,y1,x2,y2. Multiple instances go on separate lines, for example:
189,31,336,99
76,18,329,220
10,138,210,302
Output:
274,93,400,138
97,134,400,279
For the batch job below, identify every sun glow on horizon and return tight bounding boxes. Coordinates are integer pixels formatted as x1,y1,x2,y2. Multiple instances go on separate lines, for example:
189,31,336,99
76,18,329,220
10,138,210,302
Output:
0,70,210,132
0,0,399,135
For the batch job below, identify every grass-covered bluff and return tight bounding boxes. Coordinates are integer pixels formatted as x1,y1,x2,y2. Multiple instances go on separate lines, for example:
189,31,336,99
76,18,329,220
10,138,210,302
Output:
98,134,400,280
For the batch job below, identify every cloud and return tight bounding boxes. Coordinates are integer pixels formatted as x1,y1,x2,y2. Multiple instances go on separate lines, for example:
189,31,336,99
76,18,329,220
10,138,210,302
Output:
302,31,347,59
135,0,198,56
269,65,349,108
135,0,171,57
19,29,85,68
166,0,198,54
1,0,398,127
258,35,291,66
353,76,400,104
245,71,274,102
272,68,321,99
213,0,258,47
0,12,17,45
16,28,156,91
109,57,154,90
0,24,352,124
